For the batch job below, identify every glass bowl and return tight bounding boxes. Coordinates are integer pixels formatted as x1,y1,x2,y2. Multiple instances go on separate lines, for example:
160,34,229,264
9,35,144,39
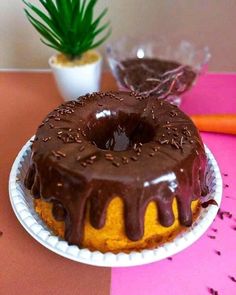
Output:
106,36,211,106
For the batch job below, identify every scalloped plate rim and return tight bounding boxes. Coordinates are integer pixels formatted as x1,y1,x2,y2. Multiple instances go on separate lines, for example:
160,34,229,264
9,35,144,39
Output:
9,136,222,267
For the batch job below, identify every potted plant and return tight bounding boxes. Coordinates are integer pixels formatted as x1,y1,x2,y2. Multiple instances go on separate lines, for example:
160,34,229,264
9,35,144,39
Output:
23,0,111,101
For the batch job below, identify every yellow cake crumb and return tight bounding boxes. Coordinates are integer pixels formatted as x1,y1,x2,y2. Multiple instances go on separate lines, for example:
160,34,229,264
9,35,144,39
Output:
34,197,200,253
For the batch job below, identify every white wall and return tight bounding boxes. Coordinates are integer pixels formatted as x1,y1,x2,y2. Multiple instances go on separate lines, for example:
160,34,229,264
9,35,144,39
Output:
0,0,236,71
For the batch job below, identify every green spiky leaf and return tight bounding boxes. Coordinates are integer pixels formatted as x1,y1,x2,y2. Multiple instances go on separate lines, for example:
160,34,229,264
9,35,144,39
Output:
23,0,111,60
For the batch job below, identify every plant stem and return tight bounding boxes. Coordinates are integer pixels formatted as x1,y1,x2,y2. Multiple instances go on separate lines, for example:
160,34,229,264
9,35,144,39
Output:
66,53,82,61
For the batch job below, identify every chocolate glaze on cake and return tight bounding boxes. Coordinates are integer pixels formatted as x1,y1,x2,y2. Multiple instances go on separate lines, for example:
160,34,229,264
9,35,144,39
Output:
116,58,196,95
25,91,208,247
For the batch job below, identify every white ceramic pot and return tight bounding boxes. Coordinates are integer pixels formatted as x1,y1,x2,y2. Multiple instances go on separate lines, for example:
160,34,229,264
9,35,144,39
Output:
49,52,102,101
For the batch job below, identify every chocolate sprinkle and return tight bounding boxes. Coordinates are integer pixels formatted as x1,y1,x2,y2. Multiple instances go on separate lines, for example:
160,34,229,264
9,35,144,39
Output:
79,146,85,152
208,288,218,295
112,162,120,167
56,151,66,157
211,228,218,233
159,139,169,145
131,156,138,161
217,210,232,220
229,276,236,282
105,153,114,161
214,250,221,256
43,137,51,142
208,235,216,239
115,59,195,96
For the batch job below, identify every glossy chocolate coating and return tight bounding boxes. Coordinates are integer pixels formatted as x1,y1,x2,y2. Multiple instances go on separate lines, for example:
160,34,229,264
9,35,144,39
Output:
25,91,208,247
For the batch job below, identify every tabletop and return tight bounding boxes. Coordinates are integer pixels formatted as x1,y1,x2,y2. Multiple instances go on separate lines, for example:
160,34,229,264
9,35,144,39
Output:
0,71,236,295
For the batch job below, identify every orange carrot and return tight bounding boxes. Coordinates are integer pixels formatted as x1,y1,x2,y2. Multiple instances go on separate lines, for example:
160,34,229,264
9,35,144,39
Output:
190,114,236,135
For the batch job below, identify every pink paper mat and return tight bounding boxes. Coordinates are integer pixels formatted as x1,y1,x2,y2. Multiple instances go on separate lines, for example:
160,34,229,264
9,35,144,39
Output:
111,73,236,295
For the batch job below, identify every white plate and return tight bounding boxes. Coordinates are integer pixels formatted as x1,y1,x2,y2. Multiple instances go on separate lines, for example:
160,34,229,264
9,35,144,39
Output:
9,137,222,267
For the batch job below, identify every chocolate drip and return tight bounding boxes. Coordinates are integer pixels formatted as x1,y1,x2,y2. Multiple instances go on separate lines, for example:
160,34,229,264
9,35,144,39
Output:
124,194,145,241
25,91,208,248
24,164,35,189
31,173,41,198
156,198,175,227
64,191,88,246
52,201,66,221
89,189,112,229
200,167,209,196
176,198,192,226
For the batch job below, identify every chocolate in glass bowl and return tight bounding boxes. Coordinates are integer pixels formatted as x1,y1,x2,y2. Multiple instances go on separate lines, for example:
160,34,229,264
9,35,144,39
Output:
106,38,211,104
116,57,197,97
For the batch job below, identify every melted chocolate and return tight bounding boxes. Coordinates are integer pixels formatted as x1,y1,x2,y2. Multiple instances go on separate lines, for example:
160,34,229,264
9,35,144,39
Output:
25,91,208,247
116,58,196,95
201,199,218,208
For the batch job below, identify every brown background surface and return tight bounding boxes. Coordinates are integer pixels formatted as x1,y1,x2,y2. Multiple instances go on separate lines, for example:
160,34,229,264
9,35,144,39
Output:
0,72,116,295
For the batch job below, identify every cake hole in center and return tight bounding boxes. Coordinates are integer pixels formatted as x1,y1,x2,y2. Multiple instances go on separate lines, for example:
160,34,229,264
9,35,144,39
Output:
86,111,155,151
